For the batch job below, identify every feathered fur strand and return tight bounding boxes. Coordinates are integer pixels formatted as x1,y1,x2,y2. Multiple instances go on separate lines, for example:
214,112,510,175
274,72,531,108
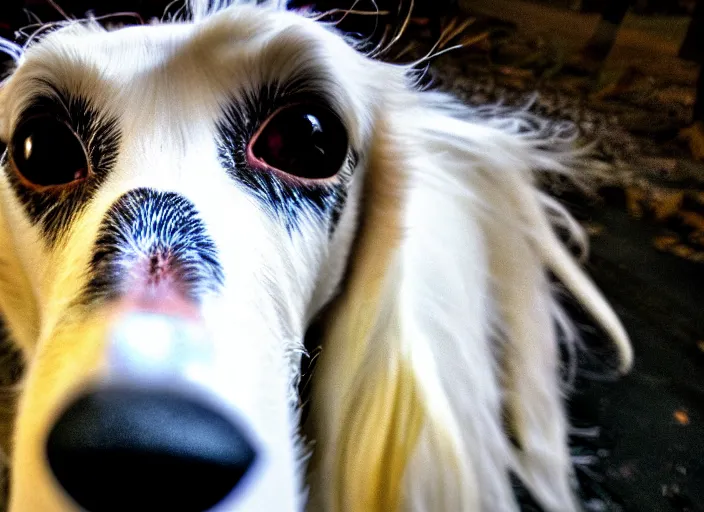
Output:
310,81,631,512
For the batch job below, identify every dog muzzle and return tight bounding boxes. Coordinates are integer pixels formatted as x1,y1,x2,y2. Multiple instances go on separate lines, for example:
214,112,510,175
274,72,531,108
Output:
45,296,260,512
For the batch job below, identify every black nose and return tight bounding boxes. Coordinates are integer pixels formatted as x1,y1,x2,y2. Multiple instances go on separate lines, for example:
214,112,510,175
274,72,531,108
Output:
46,387,257,512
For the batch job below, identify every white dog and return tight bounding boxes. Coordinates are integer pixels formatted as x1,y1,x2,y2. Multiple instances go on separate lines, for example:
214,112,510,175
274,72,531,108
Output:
0,1,632,511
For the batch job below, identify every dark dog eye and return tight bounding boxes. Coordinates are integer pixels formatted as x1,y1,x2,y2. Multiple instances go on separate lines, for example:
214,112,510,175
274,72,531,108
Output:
249,105,348,180
10,115,89,187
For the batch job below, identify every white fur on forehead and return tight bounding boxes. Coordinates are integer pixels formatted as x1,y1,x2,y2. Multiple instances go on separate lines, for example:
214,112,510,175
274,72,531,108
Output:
187,0,289,20
0,1,280,70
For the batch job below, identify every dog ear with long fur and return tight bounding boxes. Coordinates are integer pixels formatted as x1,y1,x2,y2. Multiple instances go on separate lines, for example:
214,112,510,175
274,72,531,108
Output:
308,76,633,512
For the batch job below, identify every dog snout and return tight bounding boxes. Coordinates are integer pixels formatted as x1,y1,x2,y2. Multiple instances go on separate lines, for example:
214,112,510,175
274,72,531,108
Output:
84,188,224,306
46,302,258,512
46,386,258,512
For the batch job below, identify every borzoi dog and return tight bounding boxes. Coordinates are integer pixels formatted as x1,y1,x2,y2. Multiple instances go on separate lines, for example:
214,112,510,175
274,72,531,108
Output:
0,1,632,510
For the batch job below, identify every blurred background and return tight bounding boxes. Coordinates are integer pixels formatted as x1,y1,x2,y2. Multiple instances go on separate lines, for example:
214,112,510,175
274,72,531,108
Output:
0,1,702,511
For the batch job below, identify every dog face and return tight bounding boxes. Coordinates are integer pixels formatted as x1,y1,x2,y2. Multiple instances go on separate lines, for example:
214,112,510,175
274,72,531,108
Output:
0,2,632,512
0,4,378,510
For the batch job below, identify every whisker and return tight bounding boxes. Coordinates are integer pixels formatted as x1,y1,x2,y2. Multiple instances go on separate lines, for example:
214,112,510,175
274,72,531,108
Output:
405,15,485,68
88,12,145,26
372,0,414,58
329,9,390,16
393,41,417,61
312,8,390,22
22,10,44,26
45,0,72,21
365,22,391,58
17,20,70,48
313,1,360,23
162,0,188,22
458,30,489,48
437,17,475,50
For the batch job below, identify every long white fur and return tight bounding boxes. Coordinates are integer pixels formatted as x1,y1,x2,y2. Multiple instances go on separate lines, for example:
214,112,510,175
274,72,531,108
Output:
0,1,631,511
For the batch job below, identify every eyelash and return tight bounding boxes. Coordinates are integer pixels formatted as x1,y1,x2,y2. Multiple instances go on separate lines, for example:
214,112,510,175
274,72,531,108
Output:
215,85,356,234
3,90,121,244
15,93,120,172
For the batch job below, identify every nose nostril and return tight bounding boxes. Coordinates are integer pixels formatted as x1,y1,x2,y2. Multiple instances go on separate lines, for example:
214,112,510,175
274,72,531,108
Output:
46,387,257,512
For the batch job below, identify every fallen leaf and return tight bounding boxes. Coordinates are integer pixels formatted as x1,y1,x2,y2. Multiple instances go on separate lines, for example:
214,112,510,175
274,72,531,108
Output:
680,211,704,232
671,244,695,259
674,409,690,426
679,121,704,161
458,31,490,49
655,86,696,107
649,189,684,222
653,235,679,251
